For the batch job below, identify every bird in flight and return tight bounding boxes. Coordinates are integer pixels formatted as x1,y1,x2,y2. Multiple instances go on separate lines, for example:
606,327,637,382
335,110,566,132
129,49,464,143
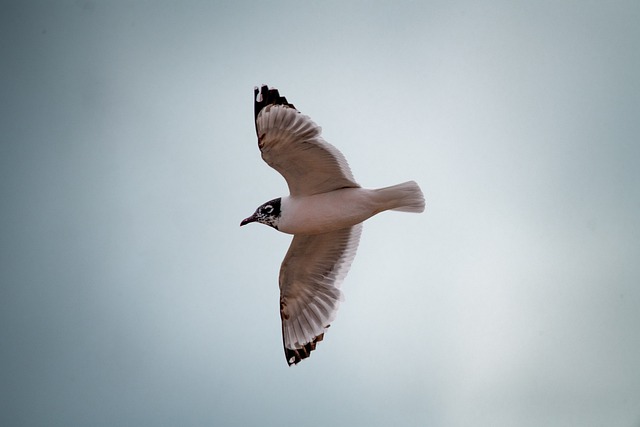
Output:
241,85,425,365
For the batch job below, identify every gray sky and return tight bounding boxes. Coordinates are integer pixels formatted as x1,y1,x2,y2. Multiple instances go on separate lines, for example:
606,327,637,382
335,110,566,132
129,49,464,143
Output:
1,1,639,426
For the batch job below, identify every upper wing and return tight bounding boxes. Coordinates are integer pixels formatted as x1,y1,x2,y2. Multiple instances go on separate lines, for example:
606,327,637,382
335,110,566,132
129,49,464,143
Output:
279,224,362,365
254,85,360,196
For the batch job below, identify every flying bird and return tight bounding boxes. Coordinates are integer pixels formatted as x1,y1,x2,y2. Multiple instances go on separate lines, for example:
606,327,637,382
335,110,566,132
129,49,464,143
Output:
241,85,425,365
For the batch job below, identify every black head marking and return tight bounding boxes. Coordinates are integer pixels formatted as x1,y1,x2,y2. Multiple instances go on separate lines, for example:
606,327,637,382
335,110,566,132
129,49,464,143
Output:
254,197,281,229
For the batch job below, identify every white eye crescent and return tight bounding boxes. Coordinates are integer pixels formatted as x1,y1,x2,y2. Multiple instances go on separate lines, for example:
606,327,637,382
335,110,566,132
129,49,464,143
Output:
264,205,273,214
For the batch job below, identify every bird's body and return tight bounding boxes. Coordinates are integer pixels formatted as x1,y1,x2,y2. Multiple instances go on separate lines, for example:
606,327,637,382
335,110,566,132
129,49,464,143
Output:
241,85,425,365
278,183,422,235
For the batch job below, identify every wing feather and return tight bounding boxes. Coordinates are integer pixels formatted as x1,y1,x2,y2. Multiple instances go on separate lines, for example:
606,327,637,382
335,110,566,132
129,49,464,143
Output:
279,224,362,365
254,85,360,196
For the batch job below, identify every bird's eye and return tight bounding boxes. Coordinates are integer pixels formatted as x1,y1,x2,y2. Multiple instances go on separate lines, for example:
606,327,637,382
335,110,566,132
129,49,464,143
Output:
263,205,273,214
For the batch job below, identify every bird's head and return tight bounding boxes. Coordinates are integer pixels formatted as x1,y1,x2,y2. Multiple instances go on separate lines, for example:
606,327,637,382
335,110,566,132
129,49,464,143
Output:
240,198,281,230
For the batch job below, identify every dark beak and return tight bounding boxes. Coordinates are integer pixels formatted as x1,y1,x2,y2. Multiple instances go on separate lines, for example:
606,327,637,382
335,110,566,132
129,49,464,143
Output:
240,214,257,226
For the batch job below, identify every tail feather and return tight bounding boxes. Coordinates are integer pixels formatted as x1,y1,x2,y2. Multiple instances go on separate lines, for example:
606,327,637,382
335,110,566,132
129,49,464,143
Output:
377,181,425,213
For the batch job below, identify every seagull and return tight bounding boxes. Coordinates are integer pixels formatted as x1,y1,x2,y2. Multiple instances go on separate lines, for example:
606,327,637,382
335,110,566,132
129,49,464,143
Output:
241,85,425,365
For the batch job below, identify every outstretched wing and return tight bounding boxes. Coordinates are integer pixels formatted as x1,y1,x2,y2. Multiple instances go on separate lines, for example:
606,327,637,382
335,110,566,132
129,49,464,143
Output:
254,85,360,196
279,224,362,365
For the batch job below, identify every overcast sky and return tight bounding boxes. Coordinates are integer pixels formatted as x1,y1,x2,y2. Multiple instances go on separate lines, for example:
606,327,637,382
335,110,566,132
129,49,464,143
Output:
1,1,640,426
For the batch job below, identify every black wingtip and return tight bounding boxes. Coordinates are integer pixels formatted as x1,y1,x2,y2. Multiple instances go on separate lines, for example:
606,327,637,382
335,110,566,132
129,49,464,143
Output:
284,333,325,366
254,85,297,134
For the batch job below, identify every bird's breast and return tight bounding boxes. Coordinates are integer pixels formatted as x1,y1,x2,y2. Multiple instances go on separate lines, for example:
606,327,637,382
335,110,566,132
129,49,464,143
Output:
278,188,378,235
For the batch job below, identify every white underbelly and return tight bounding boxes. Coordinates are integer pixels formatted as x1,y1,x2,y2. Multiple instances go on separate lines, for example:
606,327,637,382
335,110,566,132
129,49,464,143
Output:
278,188,378,235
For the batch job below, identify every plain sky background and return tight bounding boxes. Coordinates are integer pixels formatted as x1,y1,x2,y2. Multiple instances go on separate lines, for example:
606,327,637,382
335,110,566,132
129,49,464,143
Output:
1,1,639,426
